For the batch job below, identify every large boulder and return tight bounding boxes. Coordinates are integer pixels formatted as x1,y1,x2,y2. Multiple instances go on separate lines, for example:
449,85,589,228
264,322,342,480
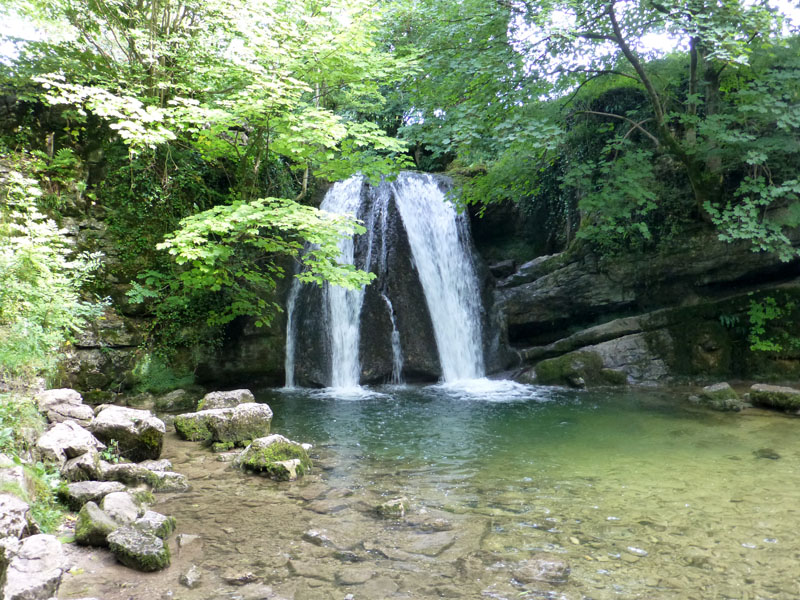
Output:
61,481,126,511
36,421,105,466
236,435,311,481
532,351,628,388
175,403,272,444
0,534,64,600
749,384,800,411
35,388,94,426
197,389,255,410
90,406,165,462
107,525,170,572
0,494,30,539
75,501,118,547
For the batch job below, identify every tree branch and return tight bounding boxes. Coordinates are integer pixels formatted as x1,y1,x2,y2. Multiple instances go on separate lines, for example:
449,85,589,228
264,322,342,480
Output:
574,110,660,147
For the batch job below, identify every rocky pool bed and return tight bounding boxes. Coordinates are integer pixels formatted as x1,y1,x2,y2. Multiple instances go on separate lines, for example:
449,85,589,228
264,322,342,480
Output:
47,382,800,600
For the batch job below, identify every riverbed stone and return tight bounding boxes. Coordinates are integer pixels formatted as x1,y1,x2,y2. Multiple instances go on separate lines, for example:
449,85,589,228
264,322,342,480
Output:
0,534,64,600
0,493,30,539
61,481,126,511
100,491,143,524
179,564,203,589
101,461,189,492
134,510,176,539
35,388,94,426
376,497,409,518
236,434,311,480
512,556,570,584
75,501,118,546
107,525,170,572
60,450,103,482
198,389,255,410
698,382,744,411
36,421,105,466
749,384,800,411
90,406,165,462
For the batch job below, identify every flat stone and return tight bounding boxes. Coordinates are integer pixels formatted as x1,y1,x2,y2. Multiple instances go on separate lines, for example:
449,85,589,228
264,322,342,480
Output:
397,530,456,557
0,493,29,539
107,525,170,572
337,567,374,585
62,480,126,511
101,491,143,524
1,534,64,600
198,389,255,410
288,559,335,582
750,384,800,411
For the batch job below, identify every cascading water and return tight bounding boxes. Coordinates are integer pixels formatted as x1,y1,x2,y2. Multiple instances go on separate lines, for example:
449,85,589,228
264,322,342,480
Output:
391,173,485,381
321,176,367,388
285,172,487,387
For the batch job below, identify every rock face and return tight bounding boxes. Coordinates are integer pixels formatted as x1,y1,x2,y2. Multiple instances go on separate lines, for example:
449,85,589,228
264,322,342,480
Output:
35,388,94,426
107,525,170,572
1,534,64,600
90,406,165,462
175,403,272,445
236,435,312,481
496,230,800,384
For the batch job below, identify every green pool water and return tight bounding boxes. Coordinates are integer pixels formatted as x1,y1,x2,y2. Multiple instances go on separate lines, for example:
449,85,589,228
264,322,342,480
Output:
57,382,800,600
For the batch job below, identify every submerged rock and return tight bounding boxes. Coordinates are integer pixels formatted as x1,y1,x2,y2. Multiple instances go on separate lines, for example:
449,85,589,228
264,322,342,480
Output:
75,501,118,546
198,389,255,410
179,564,203,589
1,534,65,600
107,525,170,572
512,556,570,584
698,382,744,411
376,497,409,518
749,384,800,411
235,434,311,481
90,406,165,462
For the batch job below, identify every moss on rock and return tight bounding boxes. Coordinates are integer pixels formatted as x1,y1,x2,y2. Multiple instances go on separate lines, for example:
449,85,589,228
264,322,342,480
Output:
534,351,626,387
237,435,311,481
173,413,213,442
749,384,800,411
107,525,171,571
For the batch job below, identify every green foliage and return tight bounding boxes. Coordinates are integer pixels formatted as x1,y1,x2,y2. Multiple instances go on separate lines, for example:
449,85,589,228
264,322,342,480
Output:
99,438,121,464
130,354,194,395
747,295,800,353
0,166,107,386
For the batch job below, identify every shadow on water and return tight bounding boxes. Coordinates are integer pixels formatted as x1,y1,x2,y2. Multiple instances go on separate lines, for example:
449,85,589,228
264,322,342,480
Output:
59,383,800,600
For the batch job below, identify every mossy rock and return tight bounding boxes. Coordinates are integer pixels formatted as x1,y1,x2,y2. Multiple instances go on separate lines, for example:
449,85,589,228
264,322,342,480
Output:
237,435,311,481
107,525,171,571
75,501,118,547
698,382,744,412
534,351,627,388
749,384,800,411
173,413,213,442
376,497,409,518
134,510,176,539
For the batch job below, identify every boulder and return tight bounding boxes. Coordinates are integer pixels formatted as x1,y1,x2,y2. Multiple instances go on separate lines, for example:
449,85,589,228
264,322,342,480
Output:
533,351,628,388
90,406,165,462
36,421,105,466
100,462,190,492
0,534,64,600
197,389,255,410
512,556,570,584
61,481,126,511
0,494,30,539
100,491,144,525
61,450,103,482
698,382,744,412
175,403,272,444
107,525,170,572
235,435,311,481
75,501,118,546
376,497,409,518
749,384,800,411
134,510,176,539
35,388,94,426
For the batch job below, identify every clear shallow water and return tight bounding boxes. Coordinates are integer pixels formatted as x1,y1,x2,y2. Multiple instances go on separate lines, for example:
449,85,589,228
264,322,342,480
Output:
59,384,800,600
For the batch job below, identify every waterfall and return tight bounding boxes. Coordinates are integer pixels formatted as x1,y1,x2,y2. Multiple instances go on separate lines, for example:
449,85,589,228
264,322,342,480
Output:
321,176,367,388
391,173,485,381
286,172,486,387
283,276,301,388
381,294,404,384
